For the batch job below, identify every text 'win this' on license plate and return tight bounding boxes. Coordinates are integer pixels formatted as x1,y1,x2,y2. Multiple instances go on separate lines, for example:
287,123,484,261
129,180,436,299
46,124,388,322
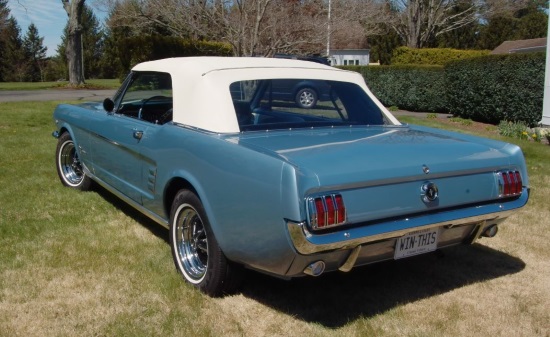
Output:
394,227,439,260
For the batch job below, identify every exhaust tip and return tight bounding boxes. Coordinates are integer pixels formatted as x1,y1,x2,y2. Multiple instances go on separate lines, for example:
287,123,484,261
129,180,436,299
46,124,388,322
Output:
482,224,498,238
304,261,325,277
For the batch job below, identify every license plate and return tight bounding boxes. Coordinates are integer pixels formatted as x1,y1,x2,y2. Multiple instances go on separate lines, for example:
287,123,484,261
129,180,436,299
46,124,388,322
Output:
394,227,439,260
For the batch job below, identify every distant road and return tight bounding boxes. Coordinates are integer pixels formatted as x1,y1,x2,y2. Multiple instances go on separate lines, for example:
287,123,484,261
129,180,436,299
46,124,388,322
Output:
0,89,441,119
0,89,117,102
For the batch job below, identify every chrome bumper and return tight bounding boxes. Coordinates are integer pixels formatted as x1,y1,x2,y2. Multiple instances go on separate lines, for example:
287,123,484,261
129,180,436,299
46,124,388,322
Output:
287,189,529,255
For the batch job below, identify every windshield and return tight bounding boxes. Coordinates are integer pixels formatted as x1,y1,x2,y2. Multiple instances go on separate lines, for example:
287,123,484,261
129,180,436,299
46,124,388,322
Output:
230,79,389,132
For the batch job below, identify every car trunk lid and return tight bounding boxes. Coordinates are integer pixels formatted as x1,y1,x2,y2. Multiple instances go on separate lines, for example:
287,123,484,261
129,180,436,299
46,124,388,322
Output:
228,125,519,224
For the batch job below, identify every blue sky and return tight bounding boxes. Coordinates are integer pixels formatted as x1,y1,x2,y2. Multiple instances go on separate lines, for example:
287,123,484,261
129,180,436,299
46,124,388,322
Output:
7,0,107,56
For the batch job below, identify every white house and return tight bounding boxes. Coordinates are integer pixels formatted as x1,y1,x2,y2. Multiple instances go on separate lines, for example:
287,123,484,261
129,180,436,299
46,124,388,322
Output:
329,49,370,66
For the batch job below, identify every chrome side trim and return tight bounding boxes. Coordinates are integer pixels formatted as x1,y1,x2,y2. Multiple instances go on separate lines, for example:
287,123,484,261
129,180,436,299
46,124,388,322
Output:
287,189,528,255
83,166,169,229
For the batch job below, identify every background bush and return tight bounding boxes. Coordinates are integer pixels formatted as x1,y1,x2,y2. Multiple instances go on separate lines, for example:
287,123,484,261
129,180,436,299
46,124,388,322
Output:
391,47,490,66
341,65,447,112
445,53,545,127
341,51,545,126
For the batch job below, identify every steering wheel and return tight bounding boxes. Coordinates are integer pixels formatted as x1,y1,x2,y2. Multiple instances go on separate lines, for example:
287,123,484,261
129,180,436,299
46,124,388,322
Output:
138,95,168,120
157,108,173,125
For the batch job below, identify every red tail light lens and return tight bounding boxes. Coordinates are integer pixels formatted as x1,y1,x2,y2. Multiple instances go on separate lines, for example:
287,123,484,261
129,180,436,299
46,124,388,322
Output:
314,198,325,228
335,194,346,224
307,194,347,230
514,171,522,193
497,170,523,198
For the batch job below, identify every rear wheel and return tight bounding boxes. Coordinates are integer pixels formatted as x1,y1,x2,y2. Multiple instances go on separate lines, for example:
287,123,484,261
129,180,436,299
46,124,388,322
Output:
169,190,242,296
56,132,92,191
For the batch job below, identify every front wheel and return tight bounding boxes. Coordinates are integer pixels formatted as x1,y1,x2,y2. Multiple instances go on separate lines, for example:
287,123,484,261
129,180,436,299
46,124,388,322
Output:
169,190,242,296
56,132,92,191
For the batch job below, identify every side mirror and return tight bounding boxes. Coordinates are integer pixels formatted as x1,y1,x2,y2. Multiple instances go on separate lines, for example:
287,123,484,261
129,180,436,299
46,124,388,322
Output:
103,98,115,113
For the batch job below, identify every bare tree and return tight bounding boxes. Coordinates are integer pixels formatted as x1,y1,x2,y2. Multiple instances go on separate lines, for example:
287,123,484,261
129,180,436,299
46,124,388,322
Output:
388,0,481,48
330,0,392,50
62,0,86,85
482,0,532,19
102,0,389,56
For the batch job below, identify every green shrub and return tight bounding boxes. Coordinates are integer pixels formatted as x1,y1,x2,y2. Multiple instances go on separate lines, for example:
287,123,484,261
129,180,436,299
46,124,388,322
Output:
449,117,473,126
341,65,447,112
391,47,490,66
445,53,544,127
498,120,542,142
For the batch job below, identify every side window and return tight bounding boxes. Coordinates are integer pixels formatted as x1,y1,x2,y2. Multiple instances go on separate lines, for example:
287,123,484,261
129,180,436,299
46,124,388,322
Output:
117,72,173,124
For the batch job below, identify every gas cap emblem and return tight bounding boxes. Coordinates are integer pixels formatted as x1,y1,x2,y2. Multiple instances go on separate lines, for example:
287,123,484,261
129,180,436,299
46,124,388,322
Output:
421,182,439,203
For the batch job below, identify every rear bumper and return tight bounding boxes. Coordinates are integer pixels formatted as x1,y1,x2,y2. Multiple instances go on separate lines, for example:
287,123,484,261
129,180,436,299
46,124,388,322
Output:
287,188,529,255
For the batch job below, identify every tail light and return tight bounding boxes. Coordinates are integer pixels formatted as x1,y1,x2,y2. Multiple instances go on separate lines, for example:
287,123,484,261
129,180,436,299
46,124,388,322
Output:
497,170,523,198
307,194,347,230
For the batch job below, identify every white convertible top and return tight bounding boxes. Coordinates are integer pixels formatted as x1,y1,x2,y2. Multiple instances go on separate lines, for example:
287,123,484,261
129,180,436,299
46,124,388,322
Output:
132,57,398,133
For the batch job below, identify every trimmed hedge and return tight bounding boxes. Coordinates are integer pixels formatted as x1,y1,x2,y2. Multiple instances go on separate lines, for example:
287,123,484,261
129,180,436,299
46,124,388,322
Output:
341,52,545,126
341,65,447,112
391,47,490,66
445,53,545,127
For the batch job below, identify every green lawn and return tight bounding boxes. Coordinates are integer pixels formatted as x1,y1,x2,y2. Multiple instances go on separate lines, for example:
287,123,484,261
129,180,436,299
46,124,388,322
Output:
0,79,120,90
0,103,549,336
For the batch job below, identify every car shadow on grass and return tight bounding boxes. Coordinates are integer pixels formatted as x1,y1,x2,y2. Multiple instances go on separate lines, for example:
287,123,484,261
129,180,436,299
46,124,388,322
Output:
93,185,170,243
92,186,525,328
238,244,525,328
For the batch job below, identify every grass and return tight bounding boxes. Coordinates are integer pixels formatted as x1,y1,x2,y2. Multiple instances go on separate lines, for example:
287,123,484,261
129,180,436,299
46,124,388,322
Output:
1,105,549,336
0,79,120,90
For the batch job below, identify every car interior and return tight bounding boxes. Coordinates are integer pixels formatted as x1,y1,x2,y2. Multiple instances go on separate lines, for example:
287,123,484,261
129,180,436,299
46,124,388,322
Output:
230,79,387,132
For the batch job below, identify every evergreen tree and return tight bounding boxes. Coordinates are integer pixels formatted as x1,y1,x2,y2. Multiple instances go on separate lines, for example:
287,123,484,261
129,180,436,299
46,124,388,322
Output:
477,3,548,50
514,10,548,40
368,27,403,65
3,17,26,81
0,0,11,81
100,25,129,79
435,22,480,49
434,1,481,49
22,23,47,82
0,1,28,82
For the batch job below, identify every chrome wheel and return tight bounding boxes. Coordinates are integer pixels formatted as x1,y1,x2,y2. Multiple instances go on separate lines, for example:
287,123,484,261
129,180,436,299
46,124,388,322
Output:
173,203,208,283
56,132,91,190
58,139,84,186
169,190,243,296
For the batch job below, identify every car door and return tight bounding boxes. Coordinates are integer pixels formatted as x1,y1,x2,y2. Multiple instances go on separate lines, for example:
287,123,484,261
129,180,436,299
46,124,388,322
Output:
89,116,150,203
89,71,173,204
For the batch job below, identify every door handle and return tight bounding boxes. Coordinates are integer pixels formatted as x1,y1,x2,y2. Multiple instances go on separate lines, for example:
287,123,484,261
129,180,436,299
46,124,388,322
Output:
133,130,143,140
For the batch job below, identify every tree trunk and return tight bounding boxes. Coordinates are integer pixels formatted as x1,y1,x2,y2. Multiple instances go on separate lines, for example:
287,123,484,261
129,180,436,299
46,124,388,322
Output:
62,0,85,85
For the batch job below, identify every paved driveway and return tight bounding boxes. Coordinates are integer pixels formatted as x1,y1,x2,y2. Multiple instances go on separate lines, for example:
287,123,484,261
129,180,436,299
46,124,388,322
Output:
0,89,116,102
0,89,441,119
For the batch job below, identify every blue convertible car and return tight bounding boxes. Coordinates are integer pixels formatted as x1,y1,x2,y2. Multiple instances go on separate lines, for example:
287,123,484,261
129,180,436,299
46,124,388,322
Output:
53,57,529,296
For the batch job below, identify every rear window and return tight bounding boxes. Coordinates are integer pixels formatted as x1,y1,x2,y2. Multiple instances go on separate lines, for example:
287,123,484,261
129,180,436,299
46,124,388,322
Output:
230,79,387,131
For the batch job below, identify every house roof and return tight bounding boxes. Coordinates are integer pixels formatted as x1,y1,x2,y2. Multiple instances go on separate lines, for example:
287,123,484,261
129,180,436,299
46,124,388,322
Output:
491,38,547,54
